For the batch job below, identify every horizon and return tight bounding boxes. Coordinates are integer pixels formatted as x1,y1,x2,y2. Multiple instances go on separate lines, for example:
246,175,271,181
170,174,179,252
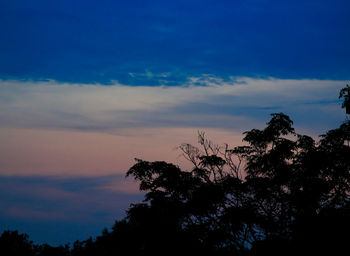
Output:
1,0,349,245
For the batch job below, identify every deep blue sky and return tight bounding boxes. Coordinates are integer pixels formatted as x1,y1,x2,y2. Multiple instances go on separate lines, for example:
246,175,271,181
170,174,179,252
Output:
1,0,349,85
1,0,350,246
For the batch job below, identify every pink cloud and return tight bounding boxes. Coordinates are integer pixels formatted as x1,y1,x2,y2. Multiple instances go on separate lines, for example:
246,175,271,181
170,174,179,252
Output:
0,127,243,177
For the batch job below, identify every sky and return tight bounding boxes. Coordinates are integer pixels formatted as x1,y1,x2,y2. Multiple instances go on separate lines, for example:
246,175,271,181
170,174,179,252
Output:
1,0,349,246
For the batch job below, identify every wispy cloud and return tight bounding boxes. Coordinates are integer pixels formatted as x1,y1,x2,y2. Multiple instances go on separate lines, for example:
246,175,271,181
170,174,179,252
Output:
0,77,346,132
0,77,346,177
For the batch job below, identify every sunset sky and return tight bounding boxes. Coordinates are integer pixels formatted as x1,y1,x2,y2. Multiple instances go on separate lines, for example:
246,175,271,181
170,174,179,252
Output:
1,0,349,245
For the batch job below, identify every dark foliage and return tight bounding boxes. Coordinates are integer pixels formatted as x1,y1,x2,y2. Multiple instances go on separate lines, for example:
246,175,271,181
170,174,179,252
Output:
2,86,349,255
0,230,70,256
0,230,35,256
339,84,350,114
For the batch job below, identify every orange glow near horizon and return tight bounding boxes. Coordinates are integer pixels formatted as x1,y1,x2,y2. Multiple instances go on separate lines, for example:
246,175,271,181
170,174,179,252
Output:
0,127,244,177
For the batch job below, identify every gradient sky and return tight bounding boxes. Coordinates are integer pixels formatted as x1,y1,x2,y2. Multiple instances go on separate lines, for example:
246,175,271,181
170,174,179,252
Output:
1,0,349,245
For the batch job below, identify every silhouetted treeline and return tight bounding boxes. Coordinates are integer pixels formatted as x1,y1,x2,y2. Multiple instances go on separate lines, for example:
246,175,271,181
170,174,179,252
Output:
0,230,69,256
2,85,350,255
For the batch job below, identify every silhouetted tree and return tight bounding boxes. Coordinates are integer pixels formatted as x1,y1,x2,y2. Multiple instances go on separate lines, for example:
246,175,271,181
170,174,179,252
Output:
122,86,350,255
339,84,350,114
0,230,35,256
36,244,70,256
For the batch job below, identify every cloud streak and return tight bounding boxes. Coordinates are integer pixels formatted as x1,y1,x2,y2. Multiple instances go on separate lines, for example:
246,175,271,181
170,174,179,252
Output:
0,77,346,132
0,77,347,177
